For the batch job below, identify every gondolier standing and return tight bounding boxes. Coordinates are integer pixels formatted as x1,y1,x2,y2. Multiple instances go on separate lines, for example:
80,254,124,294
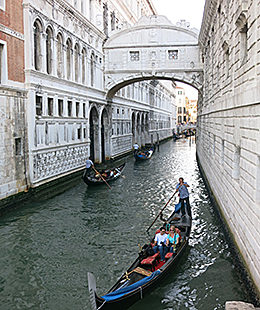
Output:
85,157,94,176
133,142,139,155
176,177,191,217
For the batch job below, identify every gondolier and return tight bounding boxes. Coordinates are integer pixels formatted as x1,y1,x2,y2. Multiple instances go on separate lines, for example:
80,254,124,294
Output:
133,142,139,155
85,157,94,176
88,198,192,310
176,177,191,217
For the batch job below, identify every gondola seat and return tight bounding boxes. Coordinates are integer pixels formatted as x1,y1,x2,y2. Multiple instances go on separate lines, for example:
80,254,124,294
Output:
140,253,160,271
165,252,173,260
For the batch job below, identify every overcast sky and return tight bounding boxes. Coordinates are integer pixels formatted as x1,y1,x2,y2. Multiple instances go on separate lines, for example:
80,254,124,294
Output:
152,0,206,99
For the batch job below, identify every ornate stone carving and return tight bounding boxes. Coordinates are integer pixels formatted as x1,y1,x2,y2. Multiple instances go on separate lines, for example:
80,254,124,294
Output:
33,146,88,181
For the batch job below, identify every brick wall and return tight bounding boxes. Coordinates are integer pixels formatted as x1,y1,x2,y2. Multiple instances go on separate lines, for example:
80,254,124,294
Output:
0,0,24,83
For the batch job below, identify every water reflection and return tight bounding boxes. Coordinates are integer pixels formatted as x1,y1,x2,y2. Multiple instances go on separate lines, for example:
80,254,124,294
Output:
0,138,248,310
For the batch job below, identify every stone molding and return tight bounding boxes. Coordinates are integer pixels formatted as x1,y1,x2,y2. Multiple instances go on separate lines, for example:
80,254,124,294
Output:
0,23,25,41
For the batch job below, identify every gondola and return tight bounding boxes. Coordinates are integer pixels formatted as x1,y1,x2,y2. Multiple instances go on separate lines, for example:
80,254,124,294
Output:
88,202,192,310
134,148,154,161
83,162,126,186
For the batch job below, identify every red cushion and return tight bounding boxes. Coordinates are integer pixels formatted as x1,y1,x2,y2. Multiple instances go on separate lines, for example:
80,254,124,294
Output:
165,253,173,259
151,253,160,259
141,257,155,265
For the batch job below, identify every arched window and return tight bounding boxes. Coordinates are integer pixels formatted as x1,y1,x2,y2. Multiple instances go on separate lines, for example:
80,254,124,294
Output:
33,20,42,71
90,52,95,87
82,48,86,84
57,33,63,78
66,38,72,80
74,43,79,82
46,27,52,74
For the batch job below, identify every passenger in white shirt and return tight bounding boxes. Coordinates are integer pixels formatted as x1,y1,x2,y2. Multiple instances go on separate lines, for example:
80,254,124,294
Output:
153,227,168,261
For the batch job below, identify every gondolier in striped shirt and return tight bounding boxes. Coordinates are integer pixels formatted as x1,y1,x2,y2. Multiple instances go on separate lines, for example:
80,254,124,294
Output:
176,177,191,217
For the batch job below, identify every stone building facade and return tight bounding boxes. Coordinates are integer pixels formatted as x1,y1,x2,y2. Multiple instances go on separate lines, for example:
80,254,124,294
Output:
0,0,28,199
0,0,176,197
197,0,260,292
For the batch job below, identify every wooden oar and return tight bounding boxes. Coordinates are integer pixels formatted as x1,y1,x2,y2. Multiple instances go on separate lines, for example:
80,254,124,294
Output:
93,167,112,190
146,190,178,233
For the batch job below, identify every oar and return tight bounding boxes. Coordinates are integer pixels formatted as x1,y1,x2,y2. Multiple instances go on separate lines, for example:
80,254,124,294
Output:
146,190,178,233
93,167,112,190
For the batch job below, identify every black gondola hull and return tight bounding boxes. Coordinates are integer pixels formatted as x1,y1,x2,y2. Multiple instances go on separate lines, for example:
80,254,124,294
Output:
95,239,189,310
83,163,126,186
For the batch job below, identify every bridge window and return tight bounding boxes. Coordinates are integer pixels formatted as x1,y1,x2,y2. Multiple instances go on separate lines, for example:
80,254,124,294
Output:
130,51,140,61
168,50,178,60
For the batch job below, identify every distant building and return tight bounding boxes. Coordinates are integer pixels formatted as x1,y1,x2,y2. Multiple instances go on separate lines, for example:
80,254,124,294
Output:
188,99,197,123
176,86,188,124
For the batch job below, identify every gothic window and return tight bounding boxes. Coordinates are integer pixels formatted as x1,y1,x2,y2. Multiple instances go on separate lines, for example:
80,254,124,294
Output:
36,95,42,116
57,33,63,78
74,43,79,82
58,99,63,116
66,38,72,80
240,23,248,66
168,50,178,60
130,51,139,61
178,91,182,95
46,27,52,74
90,52,95,87
82,48,86,84
178,107,182,114
33,20,42,71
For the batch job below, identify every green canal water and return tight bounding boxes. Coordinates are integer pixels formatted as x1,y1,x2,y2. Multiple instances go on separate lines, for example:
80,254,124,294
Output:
0,139,250,309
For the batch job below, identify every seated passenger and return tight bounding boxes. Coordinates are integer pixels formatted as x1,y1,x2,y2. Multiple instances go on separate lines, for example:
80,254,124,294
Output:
153,227,168,261
166,226,180,253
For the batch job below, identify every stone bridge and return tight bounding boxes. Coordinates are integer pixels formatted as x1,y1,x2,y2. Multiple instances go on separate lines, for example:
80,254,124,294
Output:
103,16,204,100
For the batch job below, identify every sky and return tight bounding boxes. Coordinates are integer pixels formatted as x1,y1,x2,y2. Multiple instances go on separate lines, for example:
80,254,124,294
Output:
151,0,206,100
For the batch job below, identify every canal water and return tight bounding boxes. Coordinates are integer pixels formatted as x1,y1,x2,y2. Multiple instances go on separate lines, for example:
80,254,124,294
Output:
0,139,250,309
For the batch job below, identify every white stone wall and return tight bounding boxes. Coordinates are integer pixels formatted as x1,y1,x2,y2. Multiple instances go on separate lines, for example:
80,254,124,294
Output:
0,88,28,199
197,0,260,291
20,0,175,188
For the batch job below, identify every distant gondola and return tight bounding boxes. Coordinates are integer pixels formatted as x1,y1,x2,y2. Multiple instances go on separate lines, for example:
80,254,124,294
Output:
83,162,126,186
134,148,154,161
88,202,192,310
